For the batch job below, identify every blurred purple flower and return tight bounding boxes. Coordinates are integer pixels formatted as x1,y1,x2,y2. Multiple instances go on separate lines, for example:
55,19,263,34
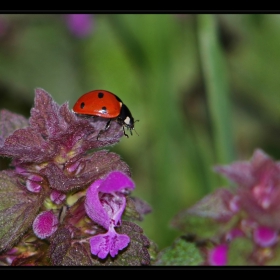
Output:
214,149,280,229
64,14,94,38
253,226,278,248
0,16,8,38
208,244,228,266
85,171,135,259
225,228,244,242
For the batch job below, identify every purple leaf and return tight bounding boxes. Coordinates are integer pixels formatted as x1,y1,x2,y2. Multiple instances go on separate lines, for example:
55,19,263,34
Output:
0,127,55,163
187,188,236,222
124,196,152,222
0,109,29,147
0,170,47,252
42,151,130,192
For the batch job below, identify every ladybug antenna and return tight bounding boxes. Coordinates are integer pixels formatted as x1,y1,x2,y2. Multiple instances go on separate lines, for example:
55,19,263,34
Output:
133,119,139,136
133,128,139,136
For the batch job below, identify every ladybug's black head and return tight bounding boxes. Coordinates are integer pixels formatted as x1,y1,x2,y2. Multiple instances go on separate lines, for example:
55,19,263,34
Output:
118,103,136,137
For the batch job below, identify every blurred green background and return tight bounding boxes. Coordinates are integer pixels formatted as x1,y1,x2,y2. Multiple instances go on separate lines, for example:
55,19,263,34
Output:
1,14,280,251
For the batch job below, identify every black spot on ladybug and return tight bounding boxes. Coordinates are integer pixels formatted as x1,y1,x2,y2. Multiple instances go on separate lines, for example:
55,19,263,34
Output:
98,92,104,98
101,106,107,113
80,102,85,109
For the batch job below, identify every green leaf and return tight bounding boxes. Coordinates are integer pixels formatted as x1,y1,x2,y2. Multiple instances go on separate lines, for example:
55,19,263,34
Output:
171,188,240,240
153,237,204,265
123,196,152,222
197,15,235,167
265,243,280,265
227,237,254,265
0,171,47,252
171,213,222,240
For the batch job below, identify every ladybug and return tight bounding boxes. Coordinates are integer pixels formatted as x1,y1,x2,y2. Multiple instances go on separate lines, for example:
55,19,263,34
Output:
72,90,137,139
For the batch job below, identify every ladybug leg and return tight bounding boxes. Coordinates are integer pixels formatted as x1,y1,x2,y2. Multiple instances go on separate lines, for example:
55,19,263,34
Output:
123,126,129,138
97,119,112,140
105,119,112,130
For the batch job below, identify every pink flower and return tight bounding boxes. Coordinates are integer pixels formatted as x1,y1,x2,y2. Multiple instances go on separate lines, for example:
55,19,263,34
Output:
89,229,130,259
253,226,278,247
32,210,58,239
64,14,94,38
225,228,244,242
50,190,66,205
85,171,135,259
26,174,44,193
208,244,228,266
214,149,280,229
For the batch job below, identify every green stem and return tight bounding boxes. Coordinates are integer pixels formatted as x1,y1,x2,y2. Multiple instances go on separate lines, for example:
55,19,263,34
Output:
197,14,235,165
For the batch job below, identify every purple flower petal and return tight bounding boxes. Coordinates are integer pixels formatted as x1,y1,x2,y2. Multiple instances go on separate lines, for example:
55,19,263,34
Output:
65,160,85,175
228,195,240,213
109,232,130,258
100,193,126,226
65,14,94,38
32,210,58,239
89,227,130,259
253,226,278,247
85,170,134,259
50,190,66,205
85,171,135,229
26,175,43,193
225,228,244,242
208,244,228,266
85,179,110,229
98,171,135,193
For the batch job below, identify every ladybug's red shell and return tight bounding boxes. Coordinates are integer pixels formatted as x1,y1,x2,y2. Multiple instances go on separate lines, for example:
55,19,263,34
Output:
72,90,122,118
72,90,136,138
